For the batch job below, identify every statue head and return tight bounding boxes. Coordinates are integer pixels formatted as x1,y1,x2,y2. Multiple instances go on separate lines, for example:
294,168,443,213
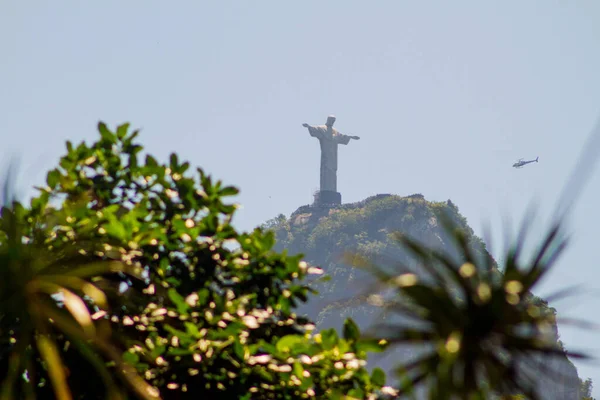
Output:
326,115,336,127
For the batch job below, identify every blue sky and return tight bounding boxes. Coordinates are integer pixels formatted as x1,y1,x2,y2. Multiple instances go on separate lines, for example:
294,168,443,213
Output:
3,1,600,392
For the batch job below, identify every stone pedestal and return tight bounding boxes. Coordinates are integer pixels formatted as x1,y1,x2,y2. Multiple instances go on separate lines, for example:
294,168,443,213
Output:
314,190,341,206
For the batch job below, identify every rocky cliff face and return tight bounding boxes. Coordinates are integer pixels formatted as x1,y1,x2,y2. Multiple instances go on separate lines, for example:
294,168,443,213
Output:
265,194,581,399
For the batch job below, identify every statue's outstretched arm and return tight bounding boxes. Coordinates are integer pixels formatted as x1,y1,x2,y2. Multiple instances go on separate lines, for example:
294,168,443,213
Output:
339,133,360,143
303,123,323,139
337,130,360,141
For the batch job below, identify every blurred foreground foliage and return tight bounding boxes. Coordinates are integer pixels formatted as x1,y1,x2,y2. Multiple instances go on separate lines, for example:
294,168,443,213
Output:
0,123,389,399
0,121,593,399
347,213,590,399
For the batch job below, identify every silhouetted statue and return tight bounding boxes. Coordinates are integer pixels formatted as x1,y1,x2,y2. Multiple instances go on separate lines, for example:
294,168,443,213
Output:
302,116,359,201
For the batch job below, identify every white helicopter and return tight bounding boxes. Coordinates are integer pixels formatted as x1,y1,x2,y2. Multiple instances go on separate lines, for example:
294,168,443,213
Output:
512,156,539,169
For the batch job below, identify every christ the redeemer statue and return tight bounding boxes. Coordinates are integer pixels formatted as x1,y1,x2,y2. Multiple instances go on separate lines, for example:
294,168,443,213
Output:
302,115,359,205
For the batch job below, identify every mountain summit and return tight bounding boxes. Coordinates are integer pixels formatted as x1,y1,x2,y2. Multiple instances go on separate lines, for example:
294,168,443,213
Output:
265,194,582,399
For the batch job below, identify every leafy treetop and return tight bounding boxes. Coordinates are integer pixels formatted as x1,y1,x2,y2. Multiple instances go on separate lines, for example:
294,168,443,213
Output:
0,123,393,399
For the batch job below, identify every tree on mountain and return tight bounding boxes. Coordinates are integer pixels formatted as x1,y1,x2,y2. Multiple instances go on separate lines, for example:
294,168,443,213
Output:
580,378,595,399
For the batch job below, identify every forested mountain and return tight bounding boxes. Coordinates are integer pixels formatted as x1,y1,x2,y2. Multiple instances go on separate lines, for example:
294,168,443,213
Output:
265,194,583,399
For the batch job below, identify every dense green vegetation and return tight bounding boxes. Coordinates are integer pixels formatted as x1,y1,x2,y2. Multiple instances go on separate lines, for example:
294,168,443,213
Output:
265,195,538,325
264,194,590,399
0,122,594,399
0,123,390,399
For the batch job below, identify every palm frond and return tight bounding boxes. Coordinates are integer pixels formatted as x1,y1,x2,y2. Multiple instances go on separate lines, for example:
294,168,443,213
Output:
0,170,160,399
351,212,592,399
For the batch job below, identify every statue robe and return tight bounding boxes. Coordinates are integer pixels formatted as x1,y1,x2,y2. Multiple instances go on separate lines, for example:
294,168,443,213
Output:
306,124,351,193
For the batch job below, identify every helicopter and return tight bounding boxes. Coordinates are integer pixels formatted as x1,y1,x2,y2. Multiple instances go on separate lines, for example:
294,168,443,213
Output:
512,156,539,169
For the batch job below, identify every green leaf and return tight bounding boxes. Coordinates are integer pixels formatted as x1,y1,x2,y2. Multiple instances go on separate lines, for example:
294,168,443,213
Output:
276,335,306,353
320,329,338,350
356,338,387,354
103,218,127,241
116,123,130,139
220,186,239,197
47,169,61,188
98,122,114,142
169,153,178,169
184,322,199,338
233,340,245,359
197,288,210,306
165,277,181,287
343,319,360,342
122,351,139,365
167,348,192,357
159,258,170,274
347,388,364,399
371,367,386,386
149,345,166,359
167,288,189,314
292,361,304,378
146,155,159,167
